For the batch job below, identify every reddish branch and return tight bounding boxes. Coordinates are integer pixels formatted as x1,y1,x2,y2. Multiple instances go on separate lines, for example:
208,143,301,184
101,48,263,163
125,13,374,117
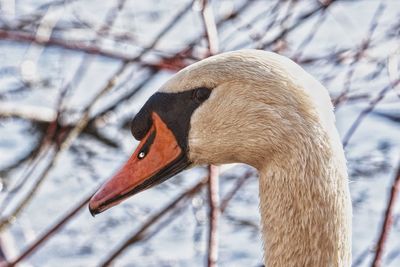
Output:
0,0,194,233
0,28,193,72
199,2,221,266
98,178,208,267
0,2,193,64
199,0,219,55
207,165,220,267
0,29,136,61
3,193,93,267
371,161,400,267
0,0,398,266
97,166,250,267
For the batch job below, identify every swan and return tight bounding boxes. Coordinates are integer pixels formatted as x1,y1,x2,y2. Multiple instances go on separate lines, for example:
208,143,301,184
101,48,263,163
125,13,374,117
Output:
88,49,352,267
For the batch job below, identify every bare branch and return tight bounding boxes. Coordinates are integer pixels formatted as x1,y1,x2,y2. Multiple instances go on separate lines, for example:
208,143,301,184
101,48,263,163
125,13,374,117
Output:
98,178,207,267
207,165,220,267
333,2,386,107
342,78,400,148
220,170,254,213
3,193,93,267
199,0,219,55
371,160,400,267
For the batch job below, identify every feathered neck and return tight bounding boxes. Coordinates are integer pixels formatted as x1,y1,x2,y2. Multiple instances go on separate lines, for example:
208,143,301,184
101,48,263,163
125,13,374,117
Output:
257,124,352,267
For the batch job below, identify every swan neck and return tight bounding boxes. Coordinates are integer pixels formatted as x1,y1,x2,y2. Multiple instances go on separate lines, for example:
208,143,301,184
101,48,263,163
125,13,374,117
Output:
258,133,352,267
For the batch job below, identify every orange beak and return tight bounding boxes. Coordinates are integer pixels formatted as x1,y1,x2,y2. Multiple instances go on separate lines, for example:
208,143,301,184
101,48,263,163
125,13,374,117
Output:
88,112,189,216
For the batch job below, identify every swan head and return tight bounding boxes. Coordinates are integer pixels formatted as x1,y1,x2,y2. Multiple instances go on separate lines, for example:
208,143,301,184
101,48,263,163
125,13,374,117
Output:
89,49,334,215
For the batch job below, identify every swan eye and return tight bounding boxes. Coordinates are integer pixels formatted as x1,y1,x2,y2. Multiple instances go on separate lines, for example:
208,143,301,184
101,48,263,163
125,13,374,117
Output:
193,88,211,103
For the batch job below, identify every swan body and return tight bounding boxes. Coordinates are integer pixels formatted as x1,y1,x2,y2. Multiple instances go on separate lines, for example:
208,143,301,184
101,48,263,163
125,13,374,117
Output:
89,50,352,267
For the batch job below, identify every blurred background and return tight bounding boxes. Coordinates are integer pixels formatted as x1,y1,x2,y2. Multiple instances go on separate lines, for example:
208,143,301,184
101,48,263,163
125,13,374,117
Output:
0,0,399,266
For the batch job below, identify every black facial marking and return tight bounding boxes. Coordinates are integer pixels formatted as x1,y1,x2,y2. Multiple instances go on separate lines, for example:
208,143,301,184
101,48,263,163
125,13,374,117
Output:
131,109,152,140
94,88,212,209
131,87,212,153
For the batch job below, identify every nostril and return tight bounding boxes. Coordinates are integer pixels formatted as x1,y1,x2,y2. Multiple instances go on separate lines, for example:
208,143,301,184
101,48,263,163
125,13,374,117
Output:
138,151,146,159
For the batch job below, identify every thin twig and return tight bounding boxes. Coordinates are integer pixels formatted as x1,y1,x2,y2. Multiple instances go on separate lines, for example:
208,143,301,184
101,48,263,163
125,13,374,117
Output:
258,0,337,50
220,170,254,213
3,193,94,267
333,2,386,107
0,0,194,232
207,165,220,267
97,167,252,267
0,29,136,61
199,2,220,265
371,161,400,267
342,78,400,148
98,178,208,267
199,0,219,55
